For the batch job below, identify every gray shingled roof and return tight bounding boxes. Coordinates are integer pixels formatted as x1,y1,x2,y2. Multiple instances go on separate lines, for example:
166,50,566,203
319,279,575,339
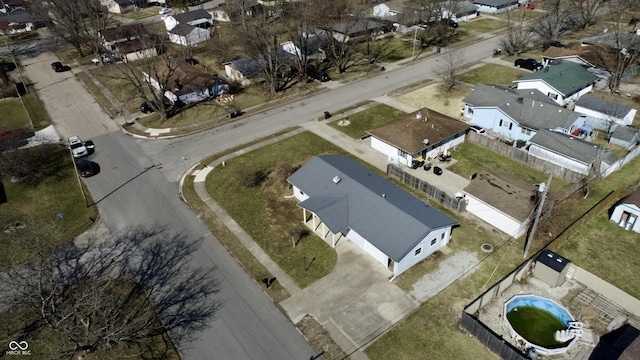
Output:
611,125,638,142
169,23,197,36
473,0,518,7
450,1,479,16
173,9,211,24
581,32,640,51
332,20,385,35
575,95,634,119
515,63,599,97
464,84,580,130
529,130,600,165
287,155,458,262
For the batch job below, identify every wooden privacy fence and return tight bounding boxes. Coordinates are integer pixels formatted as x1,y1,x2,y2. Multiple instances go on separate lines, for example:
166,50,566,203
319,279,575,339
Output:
460,312,528,360
466,132,585,183
387,164,464,212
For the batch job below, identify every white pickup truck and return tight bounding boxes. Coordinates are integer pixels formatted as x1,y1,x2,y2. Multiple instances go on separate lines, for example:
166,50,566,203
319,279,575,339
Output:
68,136,95,158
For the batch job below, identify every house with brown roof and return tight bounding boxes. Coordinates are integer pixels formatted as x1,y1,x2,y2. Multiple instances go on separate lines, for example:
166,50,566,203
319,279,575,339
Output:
610,191,640,233
462,172,535,238
367,108,469,167
100,24,158,62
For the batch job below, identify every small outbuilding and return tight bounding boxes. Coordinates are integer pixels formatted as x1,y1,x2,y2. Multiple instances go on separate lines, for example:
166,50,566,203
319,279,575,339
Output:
610,191,640,232
533,250,571,287
609,125,639,150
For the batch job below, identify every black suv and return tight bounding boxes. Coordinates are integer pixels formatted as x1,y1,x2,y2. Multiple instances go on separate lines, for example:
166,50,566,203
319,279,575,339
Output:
51,62,71,72
514,58,542,71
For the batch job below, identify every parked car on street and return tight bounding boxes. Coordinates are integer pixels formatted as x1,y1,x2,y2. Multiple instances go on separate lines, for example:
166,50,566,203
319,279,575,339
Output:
51,62,71,72
68,135,89,158
75,159,98,177
140,102,155,114
159,7,170,15
544,40,566,49
312,70,330,82
514,58,542,71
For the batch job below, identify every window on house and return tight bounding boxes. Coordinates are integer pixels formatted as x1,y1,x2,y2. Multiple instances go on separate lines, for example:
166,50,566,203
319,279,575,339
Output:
398,149,409,158
548,92,558,100
509,123,513,130
499,120,511,129
431,239,437,246
521,128,532,136
499,119,503,127
414,247,422,256
441,233,445,240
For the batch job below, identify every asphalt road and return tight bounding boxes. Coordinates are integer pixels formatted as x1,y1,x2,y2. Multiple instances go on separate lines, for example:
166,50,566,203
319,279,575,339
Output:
18,31,502,359
20,53,315,360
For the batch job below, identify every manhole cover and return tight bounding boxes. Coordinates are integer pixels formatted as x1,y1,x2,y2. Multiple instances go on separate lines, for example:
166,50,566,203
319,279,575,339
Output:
338,120,351,126
481,243,493,253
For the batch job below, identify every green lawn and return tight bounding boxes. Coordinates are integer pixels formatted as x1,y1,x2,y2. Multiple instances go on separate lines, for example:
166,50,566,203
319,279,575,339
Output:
328,104,406,139
447,142,571,194
460,18,506,33
0,98,30,129
205,132,344,288
0,144,98,264
459,63,527,85
115,7,161,20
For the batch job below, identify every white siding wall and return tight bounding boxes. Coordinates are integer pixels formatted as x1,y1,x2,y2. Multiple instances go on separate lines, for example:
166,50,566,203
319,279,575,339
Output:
515,81,565,105
370,137,409,165
124,48,157,62
574,105,635,127
395,227,451,275
475,4,518,14
164,17,179,31
528,144,590,175
292,185,310,201
373,4,391,17
470,108,533,141
347,228,366,250
464,194,527,238
363,240,388,266
610,204,640,233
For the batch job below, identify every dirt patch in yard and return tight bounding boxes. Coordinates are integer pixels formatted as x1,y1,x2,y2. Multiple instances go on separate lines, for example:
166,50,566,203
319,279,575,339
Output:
396,82,471,119
296,315,344,359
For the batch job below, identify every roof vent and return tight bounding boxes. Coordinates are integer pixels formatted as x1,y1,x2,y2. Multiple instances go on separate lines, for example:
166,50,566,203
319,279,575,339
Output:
382,193,386,198
332,176,341,184
517,97,524,104
416,111,422,119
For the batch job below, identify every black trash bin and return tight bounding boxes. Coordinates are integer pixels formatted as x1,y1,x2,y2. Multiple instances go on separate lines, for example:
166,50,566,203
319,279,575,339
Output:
324,111,332,119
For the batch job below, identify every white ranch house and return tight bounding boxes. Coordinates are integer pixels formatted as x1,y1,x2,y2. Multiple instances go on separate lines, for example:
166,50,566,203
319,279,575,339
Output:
472,0,518,14
287,155,458,277
574,95,637,131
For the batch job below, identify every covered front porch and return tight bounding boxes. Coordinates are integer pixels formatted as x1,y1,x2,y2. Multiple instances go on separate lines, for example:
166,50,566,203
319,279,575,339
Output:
300,209,345,248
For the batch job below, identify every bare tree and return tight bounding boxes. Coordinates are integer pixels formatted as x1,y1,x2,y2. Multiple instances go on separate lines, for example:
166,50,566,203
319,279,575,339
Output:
567,0,604,29
27,0,113,57
437,49,464,90
500,8,535,55
0,223,220,359
531,0,574,43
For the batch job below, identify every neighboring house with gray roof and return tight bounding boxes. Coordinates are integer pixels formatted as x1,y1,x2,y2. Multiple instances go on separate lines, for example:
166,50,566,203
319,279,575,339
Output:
224,57,261,86
609,126,639,150
528,130,615,176
574,95,637,131
164,9,213,31
367,108,469,166
281,29,332,61
287,155,458,277
441,1,479,21
462,83,585,142
331,19,390,43
168,23,210,46
513,63,599,106
472,0,518,14
610,193,640,233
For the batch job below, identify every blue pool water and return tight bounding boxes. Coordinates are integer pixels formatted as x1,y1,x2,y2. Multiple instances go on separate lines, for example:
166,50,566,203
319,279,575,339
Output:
505,295,574,326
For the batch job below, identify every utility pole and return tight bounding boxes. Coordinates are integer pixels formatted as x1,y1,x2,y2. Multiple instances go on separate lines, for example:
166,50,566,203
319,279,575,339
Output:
523,172,553,258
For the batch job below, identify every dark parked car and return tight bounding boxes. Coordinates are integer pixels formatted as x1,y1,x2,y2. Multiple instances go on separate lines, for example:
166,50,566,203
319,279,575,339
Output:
312,70,330,82
51,62,71,72
441,19,458,28
544,40,566,49
75,159,98,178
514,58,542,71
140,102,155,114
228,108,242,118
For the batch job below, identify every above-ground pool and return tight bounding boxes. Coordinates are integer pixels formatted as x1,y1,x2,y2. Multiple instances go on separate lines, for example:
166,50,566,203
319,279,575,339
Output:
503,294,579,355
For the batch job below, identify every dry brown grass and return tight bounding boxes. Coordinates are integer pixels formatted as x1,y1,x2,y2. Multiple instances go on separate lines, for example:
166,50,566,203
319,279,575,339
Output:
397,82,471,119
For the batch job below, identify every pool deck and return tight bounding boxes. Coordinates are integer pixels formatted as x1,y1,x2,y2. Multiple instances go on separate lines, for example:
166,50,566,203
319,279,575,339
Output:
477,277,598,359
